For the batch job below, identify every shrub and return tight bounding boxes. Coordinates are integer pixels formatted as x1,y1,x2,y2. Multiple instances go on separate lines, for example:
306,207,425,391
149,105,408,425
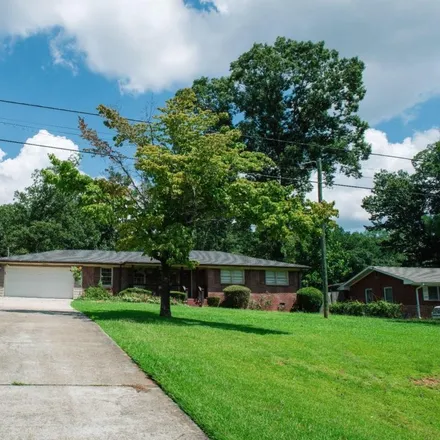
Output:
170,291,187,302
295,287,323,313
82,286,112,300
207,297,221,307
223,285,251,309
365,301,402,319
119,287,152,296
248,294,274,311
337,301,365,316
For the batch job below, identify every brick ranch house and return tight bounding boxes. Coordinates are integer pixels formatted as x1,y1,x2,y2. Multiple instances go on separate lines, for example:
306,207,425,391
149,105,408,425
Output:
338,266,440,318
0,250,307,311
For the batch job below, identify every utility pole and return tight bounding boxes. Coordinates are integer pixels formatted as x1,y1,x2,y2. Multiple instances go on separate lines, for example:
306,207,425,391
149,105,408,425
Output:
317,158,329,318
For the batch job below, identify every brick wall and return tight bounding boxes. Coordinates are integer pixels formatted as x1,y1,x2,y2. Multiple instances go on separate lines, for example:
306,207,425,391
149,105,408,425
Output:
206,268,299,311
347,270,440,318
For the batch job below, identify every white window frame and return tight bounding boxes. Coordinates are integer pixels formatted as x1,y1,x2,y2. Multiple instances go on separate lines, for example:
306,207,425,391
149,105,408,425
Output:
100,267,113,287
265,270,289,286
423,285,440,301
383,286,393,303
365,288,373,303
220,269,245,285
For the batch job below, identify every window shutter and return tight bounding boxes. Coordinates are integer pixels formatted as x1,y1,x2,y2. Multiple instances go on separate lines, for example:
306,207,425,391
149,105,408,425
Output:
259,271,265,285
423,286,429,301
265,271,276,285
276,271,288,285
231,270,244,284
220,270,230,284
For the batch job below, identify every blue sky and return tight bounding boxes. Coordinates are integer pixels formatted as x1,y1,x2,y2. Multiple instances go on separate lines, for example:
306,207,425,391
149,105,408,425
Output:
0,0,439,230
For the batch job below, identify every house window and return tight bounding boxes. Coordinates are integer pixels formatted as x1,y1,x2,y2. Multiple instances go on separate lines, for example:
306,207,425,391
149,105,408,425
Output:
427,286,440,301
383,287,393,303
133,269,146,286
100,268,113,287
265,271,289,286
220,269,244,285
365,288,373,303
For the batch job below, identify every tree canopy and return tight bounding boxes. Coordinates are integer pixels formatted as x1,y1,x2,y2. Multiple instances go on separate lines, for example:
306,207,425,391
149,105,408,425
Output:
363,141,440,267
191,38,370,191
45,89,333,317
0,168,117,257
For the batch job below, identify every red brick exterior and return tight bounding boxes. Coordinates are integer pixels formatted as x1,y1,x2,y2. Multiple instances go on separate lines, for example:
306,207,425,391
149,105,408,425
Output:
206,268,299,311
78,265,301,312
346,270,440,318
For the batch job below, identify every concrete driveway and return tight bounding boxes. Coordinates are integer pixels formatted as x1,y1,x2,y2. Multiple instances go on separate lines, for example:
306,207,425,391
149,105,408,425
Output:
0,298,207,440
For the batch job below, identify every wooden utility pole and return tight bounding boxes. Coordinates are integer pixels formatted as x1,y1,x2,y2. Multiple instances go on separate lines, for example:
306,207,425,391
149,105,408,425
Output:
317,158,329,318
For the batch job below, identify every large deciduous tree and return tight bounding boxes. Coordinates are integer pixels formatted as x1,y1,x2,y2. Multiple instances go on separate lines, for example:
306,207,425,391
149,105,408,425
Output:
191,38,370,190
46,89,333,317
0,168,117,257
363,141,440,266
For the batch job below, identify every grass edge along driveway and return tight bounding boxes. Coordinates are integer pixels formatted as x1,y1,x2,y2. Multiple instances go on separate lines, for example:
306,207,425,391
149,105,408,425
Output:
73,301,440,440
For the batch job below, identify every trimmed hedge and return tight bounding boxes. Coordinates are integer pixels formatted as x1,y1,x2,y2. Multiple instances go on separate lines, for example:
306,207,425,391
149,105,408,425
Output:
330,301,364,316
223,285,251,309
330,300,402,318
207,297,221,307
296,287,323,313
366,301,402,318
170,291,187,302
82,286,112,300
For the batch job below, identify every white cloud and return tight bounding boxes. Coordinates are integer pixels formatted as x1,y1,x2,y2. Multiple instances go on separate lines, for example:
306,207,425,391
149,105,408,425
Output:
317,128,440,230
0,130,79,204
0,1,440,121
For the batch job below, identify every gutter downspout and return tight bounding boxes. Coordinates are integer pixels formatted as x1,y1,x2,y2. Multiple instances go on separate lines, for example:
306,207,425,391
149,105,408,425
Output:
415,285,422,320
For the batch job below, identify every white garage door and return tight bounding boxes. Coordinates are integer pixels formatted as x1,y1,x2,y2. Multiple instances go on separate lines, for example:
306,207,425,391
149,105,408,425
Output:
5,266,74,299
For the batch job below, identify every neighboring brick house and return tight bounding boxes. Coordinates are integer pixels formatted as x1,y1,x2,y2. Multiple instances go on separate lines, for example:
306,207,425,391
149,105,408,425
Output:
0,250,306,311
338,266,440,318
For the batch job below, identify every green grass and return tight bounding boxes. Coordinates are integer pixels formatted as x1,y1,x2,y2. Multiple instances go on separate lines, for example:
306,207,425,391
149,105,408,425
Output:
73,301,440,440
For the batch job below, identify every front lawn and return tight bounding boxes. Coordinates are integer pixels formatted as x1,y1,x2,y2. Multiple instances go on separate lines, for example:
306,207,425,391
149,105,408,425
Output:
73,301,440,440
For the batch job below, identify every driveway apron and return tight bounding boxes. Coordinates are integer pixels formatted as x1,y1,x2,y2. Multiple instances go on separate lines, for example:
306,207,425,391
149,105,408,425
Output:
0,298,207,440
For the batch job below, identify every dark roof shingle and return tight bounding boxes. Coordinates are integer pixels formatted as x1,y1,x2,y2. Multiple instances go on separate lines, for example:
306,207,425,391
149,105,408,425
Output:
0,250,307,269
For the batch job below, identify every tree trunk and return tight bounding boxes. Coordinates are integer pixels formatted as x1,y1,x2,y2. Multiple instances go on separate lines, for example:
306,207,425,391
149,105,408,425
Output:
160,263,172,317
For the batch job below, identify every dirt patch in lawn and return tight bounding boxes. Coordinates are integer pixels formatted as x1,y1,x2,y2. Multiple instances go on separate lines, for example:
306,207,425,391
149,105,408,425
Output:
412,377,440,388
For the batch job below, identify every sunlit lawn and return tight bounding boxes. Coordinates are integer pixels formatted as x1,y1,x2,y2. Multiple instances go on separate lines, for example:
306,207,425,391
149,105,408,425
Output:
73,301,440,440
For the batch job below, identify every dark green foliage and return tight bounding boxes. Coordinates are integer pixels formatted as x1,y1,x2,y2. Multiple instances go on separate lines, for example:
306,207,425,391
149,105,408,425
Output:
223,285,251,309
191,38,369,193
170,291,187,302
207,297,221,307
365,301,402,319
0,169,117,257
82,286,112,300
295,287,323,313
330,301,402,318
119,287,152,296
330,301,365,316
363,141,440,267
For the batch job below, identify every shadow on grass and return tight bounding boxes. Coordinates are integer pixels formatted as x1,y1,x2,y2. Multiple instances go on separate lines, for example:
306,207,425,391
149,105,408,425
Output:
388,319,440,326
83,309,291,336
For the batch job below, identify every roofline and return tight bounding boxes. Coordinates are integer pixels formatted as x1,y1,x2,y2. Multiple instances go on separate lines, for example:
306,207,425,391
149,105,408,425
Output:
338,266,422,290
0,260,308,270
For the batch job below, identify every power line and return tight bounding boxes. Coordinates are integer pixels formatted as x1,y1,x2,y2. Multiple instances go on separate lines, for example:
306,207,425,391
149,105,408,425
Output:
0,98,145,124
0,97,420,162
0,136,376,190
0,137,133,160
